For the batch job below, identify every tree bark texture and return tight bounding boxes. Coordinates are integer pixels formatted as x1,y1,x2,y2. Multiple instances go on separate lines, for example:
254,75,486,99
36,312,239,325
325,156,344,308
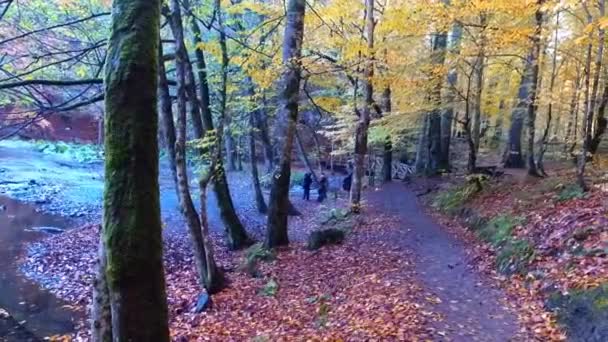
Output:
99,0,169,339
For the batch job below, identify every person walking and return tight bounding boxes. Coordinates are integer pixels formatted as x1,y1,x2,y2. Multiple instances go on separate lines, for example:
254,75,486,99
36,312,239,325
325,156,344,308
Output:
317,173,328,203
302,172,312,200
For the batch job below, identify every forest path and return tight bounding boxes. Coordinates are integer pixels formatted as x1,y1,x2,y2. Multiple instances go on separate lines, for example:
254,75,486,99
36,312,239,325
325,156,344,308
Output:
366,183,520,341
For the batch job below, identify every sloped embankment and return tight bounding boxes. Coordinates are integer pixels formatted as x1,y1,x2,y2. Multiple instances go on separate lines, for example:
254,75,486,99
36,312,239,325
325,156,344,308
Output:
430,171,608,341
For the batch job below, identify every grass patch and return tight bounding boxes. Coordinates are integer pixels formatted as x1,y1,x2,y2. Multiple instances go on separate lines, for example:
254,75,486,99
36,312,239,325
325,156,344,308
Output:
476,214,533,275
496,239,534,275
35,140,103,163
477,215,524,246
432,175,487,214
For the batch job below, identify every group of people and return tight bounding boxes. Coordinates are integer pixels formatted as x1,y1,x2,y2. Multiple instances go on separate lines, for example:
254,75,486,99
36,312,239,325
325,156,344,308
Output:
301,171,352,203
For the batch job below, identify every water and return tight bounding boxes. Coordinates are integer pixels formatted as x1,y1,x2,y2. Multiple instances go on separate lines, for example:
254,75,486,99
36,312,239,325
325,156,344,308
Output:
0,196,76,341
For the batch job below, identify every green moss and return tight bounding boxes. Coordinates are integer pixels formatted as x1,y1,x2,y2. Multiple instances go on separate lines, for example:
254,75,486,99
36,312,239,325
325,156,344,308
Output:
496,239,534,275
474,215,532,275
260,279,279,297
432,176,486,214
239,243,275,277
548,284,608,341
556,183,585,202
477,215,524,247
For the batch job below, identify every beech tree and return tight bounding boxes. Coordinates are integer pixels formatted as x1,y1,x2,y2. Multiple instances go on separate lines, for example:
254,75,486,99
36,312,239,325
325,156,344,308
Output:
94,0,169,340
265,0,306,248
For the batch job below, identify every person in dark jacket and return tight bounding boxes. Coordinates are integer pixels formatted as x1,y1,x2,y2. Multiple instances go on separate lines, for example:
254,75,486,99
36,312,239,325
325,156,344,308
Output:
342,173,352,192
317,173,328,203
302,172,312,200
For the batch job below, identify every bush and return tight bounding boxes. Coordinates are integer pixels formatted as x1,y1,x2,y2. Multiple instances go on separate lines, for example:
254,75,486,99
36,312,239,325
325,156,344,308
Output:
307,228,345,250
557,184,585,202
239,243,275,277
260,279,279,297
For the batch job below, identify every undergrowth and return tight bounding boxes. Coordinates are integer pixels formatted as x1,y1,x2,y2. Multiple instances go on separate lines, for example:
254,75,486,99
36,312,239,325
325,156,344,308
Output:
432,175,487,214
476,215,534,275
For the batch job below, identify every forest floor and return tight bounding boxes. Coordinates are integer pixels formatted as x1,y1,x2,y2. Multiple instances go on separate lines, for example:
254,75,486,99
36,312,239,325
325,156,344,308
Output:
3,139,596,341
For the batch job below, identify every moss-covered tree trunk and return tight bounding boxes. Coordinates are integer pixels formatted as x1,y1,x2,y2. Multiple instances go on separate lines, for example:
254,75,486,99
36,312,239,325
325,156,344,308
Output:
184,0,251,250
265,0,306,248
98,0,169,340
91,233,111,342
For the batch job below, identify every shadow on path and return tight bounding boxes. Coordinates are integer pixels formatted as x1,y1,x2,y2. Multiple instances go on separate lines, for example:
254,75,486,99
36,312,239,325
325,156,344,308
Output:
367,183,520,342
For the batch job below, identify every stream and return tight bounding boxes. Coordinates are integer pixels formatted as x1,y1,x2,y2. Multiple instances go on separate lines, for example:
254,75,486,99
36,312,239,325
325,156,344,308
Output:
0,196,77,340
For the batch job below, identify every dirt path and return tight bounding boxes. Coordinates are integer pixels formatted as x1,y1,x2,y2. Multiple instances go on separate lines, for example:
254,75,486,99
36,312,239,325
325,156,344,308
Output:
367,183,520,341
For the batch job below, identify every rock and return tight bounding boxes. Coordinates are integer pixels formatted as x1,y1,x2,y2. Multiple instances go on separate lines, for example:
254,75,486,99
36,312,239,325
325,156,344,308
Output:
29,226,64,234
0,204,6,211
194,293,212,313
307,228,345,250
34,199,48,205
28,179,37,186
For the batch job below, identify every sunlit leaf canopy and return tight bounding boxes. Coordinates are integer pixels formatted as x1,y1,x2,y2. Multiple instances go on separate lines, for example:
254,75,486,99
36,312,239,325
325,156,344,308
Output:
0,0,606,154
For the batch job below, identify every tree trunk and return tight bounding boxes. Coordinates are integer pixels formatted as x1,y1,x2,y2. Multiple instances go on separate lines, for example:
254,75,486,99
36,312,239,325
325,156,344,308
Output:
91,235,112,342
213,0,237,172
504,55,540,168
197,179,224,294
166,0,224,293
589,81,608,154
186,0,251,249
256,93,275,174
295,128,319,183
383,136,392,183
564,73,581,153
524,3,544,177
265,0,306,248
350,0,374,210
99,0,169,339
158,39,179,198
440,21,463,170
578,0,604,190
249,109,267,214
381,86,392,181
537,12,561,176
470,15,486,173
415,115,429,173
